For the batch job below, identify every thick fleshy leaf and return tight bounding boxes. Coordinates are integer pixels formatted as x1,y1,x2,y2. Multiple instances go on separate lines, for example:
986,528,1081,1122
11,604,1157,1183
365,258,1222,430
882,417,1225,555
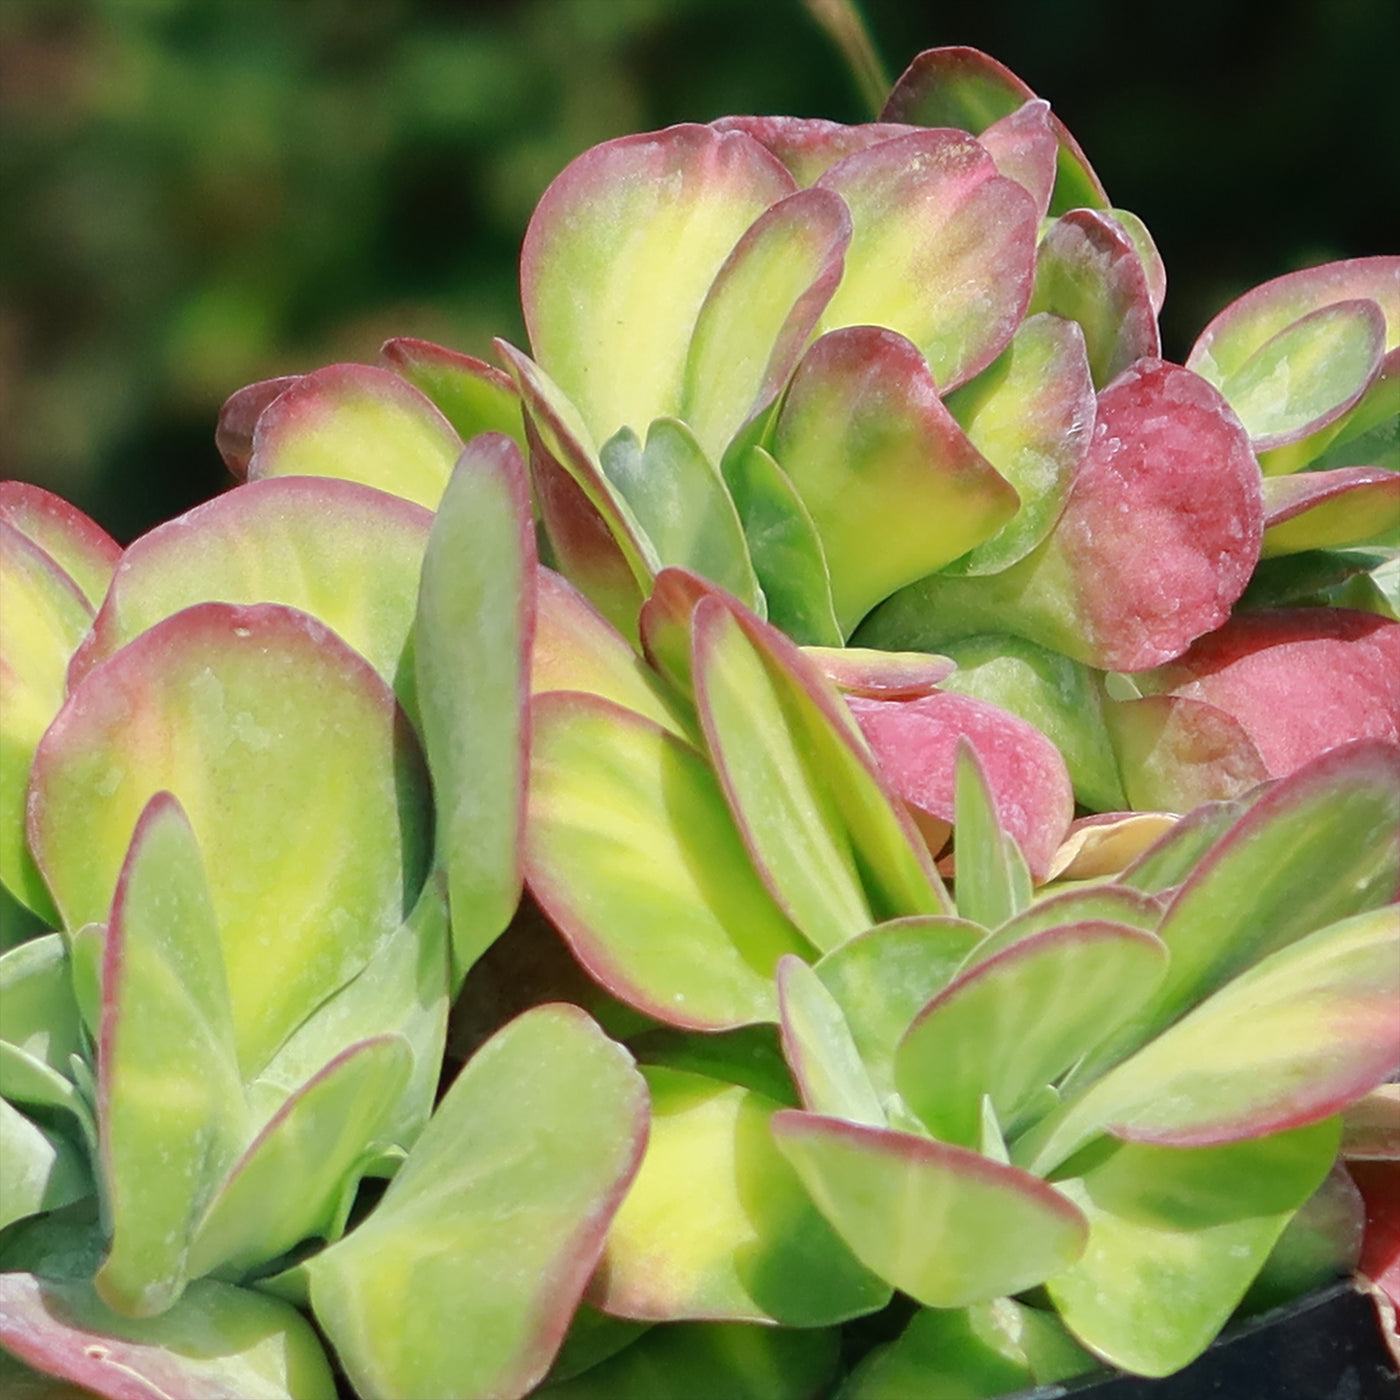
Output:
0,1273,337,1400
379,336,523,447
1043,812,1180,883
599,419,761,609
1046,1122,1340,1377
525,691,813,1029
932,633,1125,813
708,115,918,187
629,1023,797,1107
948,740,1033,928
545,1319,841,1400
595,1066,889,1325
94,794,247,1318
1187,256,1400,446
778,955,884,1126
1136,608,1400,777
680,186,851,461
771,1112,1088,1307
978,99,1058,218
498,341,657,638
69,476,433,718
844,691,1074,884
814,130,1039,394
0,1101,90,1231
1104,693,1271,811
859,358,1264,672
0,482,119,610
692,594,948,950
415,434,535,984
1261,467,1400,556
30,602,432,1078
245,363,463,509
188,1036,412,1280
0,524,91,922
534,566,687,736
0,935,83,1114
942,312,1097,576
720,442,842,646
1279,342,1400,475
841,1299,1096,1400
1108,208,1167,316
963,885,1164,971
815,915,986,1114
880,47,1109,214
1028,210,1161,388
215,375,300,478
895,922,1168,1147
307,1004,648,1400
1118,789,1267,894
521,123,795,446
805,646,955,699
771,326,1019,632
636,566,715,702
1025,907,1399,1173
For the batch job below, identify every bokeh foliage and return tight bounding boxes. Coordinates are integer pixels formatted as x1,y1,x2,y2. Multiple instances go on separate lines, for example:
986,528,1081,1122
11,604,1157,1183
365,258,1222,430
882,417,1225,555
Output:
2,0,1396,541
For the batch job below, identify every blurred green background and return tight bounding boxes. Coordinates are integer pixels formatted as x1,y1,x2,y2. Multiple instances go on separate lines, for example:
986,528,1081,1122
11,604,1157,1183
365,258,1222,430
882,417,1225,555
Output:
2,0,1396,542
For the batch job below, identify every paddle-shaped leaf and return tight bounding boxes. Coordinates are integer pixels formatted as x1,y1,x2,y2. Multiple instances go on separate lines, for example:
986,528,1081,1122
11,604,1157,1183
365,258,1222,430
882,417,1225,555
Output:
814,916,986,1112
709,115,917,188
94,794,247,1317
880,47,1109,214
30,602,432,1078
594,1066,889,1325
0,1272,337,1400
1261,467,1400,556
807,647,955,699
525,691,813,1029
307,1004,648,1400
962,885,1164,971
978,99,1058,218
415,433,535,984
771,326,1019,633
521,123,795,446
380,336,523,447
0,523,91,922
187,1036,412,1280
895,922,1167,1148
1028,210,1161,388
1022,905,1399,1175
942,312,1096,577
771,1112,1088,1307
0,1101,89,1232
599,419,761,609
680,186,851,461
0,481,119,611
0,935,83,1115
1046,1121,1340,1377
69,476,433,716
777,955,884,1127
246,363,464,509
815,130,1039,394
692,593,948,952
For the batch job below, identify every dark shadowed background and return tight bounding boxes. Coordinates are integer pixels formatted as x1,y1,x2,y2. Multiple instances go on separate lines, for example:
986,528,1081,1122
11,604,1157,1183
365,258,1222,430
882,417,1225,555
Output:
2,0,1396,542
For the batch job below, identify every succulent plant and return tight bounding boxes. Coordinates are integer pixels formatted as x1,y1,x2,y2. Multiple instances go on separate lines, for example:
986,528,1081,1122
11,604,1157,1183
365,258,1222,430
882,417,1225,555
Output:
2,38,1398,1400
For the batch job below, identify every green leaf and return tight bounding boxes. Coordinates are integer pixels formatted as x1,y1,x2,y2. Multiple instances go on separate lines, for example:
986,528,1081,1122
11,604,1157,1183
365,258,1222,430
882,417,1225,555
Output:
1045,1121,1340,1376
963,884,1163,971
778,955,885,1126
30,602,433,1079
595,1066,890,1325
188,1036,413,1280
693,596,948,952
0,1272,338,1399
0,481,120,611
246,364,463,509
525,691,813,1029
895,921,1167,1149
814,916,986,1112
94,794,248,1318
0,934,83,1115
0,1101,90,1232
380,337,524,448
1260,467,1400,557
543,1320,840,1400
771,327,1019,633
599,419,762,610
415,433,535,985
950,742,1031,931
520,124,795,447
307,1004,648,1400
771,1111,1088,1307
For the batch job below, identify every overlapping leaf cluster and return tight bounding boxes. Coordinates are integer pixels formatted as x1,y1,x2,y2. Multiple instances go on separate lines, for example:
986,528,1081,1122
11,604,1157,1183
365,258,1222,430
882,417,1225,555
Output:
1,42,1398,1400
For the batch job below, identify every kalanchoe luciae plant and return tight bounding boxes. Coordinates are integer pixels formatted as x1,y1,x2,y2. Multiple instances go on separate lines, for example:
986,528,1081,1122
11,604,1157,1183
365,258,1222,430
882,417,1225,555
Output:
1,38,1398,1400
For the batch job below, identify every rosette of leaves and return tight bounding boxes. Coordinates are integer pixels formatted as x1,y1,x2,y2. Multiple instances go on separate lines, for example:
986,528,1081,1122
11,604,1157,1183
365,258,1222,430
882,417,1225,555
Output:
516,562,1399,1397
0,442,651,1400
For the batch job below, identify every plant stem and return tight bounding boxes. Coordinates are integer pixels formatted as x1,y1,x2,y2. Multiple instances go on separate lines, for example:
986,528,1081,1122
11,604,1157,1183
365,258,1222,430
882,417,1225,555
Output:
801,0,890,117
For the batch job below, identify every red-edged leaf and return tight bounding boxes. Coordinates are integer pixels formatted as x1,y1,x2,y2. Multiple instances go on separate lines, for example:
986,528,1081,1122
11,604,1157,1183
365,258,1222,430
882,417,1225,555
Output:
0,481,119,610
709,116,919,188
1261,467,1400,556
379,336,523,447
